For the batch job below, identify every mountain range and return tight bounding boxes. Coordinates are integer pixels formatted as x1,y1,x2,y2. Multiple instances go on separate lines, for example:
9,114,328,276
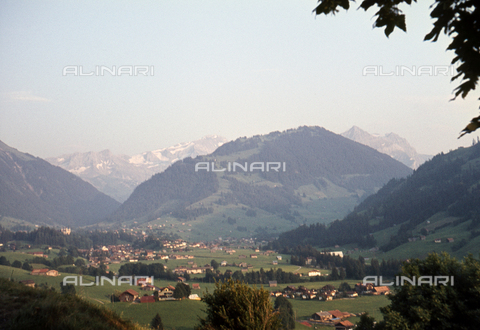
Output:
105,126,412,241
341,126,432,169
0,140,120,227
46,135,227,202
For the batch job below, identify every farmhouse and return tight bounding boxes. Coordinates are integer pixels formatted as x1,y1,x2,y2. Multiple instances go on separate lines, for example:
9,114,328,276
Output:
119,289,139,302
312,311,332,321
328,310,345,319
373,286,390,295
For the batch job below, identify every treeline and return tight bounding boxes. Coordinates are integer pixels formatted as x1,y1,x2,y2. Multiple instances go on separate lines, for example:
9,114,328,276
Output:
0,226,137,249
266,219,377,251
288,245,403,279
203,268,304,285
117,262,186,281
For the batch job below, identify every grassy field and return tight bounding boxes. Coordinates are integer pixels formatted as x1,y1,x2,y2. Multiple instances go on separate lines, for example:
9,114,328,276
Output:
0,258,390,330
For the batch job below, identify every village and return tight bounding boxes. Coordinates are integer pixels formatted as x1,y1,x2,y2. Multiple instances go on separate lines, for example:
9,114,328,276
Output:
2,235,393,330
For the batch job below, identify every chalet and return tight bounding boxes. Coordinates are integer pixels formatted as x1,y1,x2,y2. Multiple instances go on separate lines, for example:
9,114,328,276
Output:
158,286,175,300
434,238,442,243
177,277,186,282
220,260,227,266
276,255,282,260
140,295,155,303
312,311,332,321
30,269,59,277
272,261,278,265
19,280,35,288
269,281,277,287
119,289,139,302
250,254,257,258
446,238,454,243
335,320,354,330
373,286,390,295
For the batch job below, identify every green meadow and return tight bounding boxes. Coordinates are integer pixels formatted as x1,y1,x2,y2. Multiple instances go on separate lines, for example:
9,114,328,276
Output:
0,246,390,329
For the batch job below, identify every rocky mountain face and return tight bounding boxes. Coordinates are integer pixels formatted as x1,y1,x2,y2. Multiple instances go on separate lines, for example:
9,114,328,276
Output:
0,140,120,227
341,126,431,169
47,135,228,202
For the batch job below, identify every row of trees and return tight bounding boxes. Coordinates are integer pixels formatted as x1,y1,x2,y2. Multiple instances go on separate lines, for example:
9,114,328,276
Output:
0,226,138,249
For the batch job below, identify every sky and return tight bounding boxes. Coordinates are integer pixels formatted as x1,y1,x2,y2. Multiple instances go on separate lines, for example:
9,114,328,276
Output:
1,0,479,159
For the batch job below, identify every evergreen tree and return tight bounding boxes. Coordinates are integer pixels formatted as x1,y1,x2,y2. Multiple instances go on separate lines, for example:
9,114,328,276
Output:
150,313,164,330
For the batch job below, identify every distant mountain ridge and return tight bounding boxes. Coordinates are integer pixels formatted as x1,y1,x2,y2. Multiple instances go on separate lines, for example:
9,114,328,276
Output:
106,126,412,241
0,140,120,227
47,135,228,202
341,126,432,169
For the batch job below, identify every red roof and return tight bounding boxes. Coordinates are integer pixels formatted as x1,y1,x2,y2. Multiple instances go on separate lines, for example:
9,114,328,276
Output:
140,296,155,303
123,289,138,296
336,320,354,327
328,310,344,319
31,269,49,273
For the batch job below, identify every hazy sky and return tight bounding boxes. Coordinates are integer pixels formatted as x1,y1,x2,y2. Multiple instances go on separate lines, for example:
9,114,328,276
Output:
1,1,478,158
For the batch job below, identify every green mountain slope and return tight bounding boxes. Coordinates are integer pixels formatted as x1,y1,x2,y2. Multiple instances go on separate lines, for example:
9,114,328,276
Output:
106,126,412,240
272,142,480,259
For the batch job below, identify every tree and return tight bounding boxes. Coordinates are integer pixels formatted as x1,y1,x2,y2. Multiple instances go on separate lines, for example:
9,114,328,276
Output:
21,262,33,271
338,282,352,292
174,282,191,299
313,0,480,135
363,252,480,329
0,256,10,266
11,260,22,268
150,313,164,330
274,296,295,330
211,259,220,270
195,279,281,330
356,313,377,330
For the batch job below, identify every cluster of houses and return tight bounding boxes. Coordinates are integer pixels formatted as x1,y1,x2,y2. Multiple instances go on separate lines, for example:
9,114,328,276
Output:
270,283,390,301
116,278,201,303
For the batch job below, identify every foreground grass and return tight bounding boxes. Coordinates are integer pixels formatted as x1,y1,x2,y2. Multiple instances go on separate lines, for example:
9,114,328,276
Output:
0,277,147,330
